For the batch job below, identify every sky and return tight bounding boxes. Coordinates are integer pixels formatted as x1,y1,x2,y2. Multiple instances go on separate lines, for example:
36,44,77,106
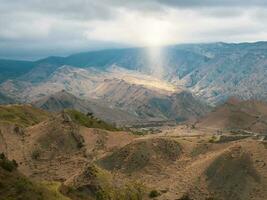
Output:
0,0,267,60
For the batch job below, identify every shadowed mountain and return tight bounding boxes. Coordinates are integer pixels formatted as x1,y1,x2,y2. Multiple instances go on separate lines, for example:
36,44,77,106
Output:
32,90,140,126
0,59,34,83
0,92,15,104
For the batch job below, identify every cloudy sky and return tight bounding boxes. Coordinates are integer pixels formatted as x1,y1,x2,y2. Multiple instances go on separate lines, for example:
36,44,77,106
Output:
0,0,267,60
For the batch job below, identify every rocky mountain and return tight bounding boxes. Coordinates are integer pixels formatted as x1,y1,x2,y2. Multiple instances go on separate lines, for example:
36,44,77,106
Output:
0,66,104,102
32,90,140,125
90,78,209,122
1,65,210,125
1,42,267,105
173,42,267,104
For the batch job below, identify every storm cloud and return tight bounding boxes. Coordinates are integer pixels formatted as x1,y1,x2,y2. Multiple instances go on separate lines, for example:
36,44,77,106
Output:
0,0,267,60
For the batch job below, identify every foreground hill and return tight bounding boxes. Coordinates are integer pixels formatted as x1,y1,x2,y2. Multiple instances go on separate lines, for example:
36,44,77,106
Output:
0,153,70,200
0,105,135,179
195,98,267,133
0,104,267,199
0,105,144,199
95,135,267,200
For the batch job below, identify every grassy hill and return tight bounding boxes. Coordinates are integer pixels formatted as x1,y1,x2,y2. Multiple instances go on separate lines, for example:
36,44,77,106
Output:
0,104,50,127
65,109,119,131
0,153,70,200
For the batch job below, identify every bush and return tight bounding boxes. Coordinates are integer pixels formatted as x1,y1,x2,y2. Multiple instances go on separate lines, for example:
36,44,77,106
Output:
31,149,41,160
178,194,193,200
65,109,119,131
0,153,18,172
14,177,33,194
209,135,217,143
149,190,161,198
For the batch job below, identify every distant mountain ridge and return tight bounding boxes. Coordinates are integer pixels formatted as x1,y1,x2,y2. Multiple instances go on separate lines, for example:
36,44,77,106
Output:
1,41,267,105
0,92,15,104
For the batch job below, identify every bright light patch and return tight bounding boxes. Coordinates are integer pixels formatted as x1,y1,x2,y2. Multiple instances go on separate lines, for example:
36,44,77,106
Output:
146,46,165,78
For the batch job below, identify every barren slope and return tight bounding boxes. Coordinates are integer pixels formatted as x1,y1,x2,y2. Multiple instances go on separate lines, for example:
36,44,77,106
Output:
195,98,267,133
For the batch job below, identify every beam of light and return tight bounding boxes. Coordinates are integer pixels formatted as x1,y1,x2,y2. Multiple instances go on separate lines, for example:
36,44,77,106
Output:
141,18,170,80
145,46,165,79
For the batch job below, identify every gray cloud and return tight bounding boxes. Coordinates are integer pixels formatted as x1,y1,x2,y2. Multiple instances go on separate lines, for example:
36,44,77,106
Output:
0,0,114,20
107,0,267,10
0,0,267,60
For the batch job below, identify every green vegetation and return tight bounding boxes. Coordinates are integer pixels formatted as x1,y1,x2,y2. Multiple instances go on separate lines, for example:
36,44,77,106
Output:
0,153,18,172
0,104,50,127
65,109,119,131
208,135,218,143
0,154,70,200
41,181,71,200
178,194,193,200
149,190,161,198
190,143,209,157
64,164,145,200
31,149,41,160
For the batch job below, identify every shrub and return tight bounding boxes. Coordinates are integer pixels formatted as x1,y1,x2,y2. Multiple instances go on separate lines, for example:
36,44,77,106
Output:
31,149,41,160
178,194,193,200
0,153,18,172
149,190,161,198
65,110,119,131
14,177,32,194
209,135,217,143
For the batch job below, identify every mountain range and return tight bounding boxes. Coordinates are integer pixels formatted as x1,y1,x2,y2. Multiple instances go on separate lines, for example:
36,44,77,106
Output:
0,41,267,125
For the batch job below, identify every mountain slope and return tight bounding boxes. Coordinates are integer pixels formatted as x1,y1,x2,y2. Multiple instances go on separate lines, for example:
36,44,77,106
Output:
195,98,267,133
0,154,70,200
169,42,267,104
90,78,210,122
0,92,15,104
0,104,50,127
2,66,209,125
0,59,35,83
32,90,140,125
